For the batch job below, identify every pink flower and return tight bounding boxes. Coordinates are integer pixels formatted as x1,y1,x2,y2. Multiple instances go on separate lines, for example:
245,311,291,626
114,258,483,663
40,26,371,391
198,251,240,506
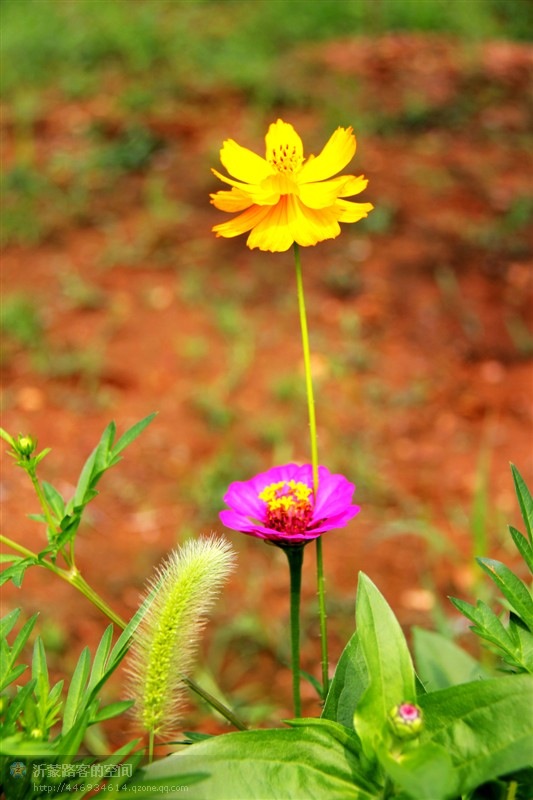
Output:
220,463,360,547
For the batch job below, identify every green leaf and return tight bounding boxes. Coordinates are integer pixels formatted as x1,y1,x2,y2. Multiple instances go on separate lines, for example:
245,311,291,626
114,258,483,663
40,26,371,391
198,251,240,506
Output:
86,624,114,694
322,631,369,727
477,557,533,630
137,724,380,799
0,556,38,587
450,596,515,650
511,464,533,545
41,480,65,520
111,412,157,458
413,628,488,690
353,573,416,754
91,699,134,723
418,673,533,795
511,463,533,544
378,741,457,800
510,526,533,573
1,607,22,638
62,646,91,734
508,615,533,672
32,636,50,702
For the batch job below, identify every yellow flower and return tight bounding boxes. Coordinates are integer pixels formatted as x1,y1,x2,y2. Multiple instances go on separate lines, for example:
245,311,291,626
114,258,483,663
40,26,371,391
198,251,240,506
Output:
210,119,373,253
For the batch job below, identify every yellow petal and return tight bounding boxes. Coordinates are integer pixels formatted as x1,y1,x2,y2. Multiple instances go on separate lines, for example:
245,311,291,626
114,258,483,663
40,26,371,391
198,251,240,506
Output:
338,175,368,198
289,196,341,246
265,120,304,171
298,176,353,209
298,127,356,184
246,199,294,252
210,188,254,213
212,168,279,206
335,199,374,223
220,139,274,184
212,205,271,239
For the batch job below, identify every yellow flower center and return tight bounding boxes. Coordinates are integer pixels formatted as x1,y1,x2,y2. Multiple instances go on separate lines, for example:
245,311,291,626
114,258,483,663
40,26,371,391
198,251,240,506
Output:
268,143,303,175
258,480,314,534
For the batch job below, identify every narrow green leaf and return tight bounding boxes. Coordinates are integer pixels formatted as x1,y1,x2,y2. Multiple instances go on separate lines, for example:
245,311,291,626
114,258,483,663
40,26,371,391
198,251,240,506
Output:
137,725,380,799
111,412,157,459
86,624,114,694
511,463,533,544
62,646,91,734
72,421,115,508
1,607,22,638
91,699,134,723
32,637,50,702
10,613,39,664
322,631,369,728
509,526,533,574
60,708,92,756
1,664,27,692
413,628,488,690
508,615,533,672
0,557,37,587
477,557,533,630
450,596,515,649
41,480,65,520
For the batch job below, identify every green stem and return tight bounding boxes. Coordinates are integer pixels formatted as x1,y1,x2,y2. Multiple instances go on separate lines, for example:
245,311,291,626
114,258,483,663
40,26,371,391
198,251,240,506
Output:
285,545,304,718
293,243,319,487
293,243,329,698
183,677,248,731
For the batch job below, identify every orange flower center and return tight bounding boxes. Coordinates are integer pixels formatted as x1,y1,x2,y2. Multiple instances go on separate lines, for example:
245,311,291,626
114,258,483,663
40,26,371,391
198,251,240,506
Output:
258,480,314,533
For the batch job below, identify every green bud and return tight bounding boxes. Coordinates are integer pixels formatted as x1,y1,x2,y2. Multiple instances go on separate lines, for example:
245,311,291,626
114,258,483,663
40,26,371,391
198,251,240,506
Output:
388,702,423,739
16,434,37,458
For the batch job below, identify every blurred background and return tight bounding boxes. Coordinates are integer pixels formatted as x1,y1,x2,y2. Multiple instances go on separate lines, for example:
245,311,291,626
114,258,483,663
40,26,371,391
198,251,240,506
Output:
2,0,532,741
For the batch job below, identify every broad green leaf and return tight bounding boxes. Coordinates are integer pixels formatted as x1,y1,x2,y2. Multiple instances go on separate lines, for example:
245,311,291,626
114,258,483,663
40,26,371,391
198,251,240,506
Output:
418,673,533,794
322,631,369,727
511,463,533,544
139,725,381,799
510,526,533,573
287,717,364,757
353,573,416,753
477,557,533,630
112,773,206,800
377,741,457,800
413,628,488,690
111,412,157,458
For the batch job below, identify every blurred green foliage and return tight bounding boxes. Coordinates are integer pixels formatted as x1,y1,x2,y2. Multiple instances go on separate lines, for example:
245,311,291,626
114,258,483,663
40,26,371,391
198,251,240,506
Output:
1,0,531,101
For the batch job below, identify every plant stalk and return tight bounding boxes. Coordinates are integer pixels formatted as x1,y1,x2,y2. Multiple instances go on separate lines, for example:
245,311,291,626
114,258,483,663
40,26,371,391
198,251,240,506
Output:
293,243,329,698
285,545,304,718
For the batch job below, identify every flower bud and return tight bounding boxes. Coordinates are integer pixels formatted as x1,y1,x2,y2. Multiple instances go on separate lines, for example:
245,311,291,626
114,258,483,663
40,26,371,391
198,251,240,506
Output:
16,434,37,458
388,701,423,739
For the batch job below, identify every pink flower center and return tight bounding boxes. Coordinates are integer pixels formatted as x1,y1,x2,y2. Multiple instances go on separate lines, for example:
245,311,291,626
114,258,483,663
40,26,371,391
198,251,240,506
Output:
398,703,420,722
258,480,314,534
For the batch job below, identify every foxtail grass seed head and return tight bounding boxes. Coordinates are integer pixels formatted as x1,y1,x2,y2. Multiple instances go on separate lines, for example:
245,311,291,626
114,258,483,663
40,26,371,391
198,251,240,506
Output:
127,536,236,739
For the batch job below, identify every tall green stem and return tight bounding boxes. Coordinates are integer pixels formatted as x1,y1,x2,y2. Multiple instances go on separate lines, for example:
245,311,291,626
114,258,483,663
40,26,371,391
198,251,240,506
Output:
293,243,329,698
285,545,304,717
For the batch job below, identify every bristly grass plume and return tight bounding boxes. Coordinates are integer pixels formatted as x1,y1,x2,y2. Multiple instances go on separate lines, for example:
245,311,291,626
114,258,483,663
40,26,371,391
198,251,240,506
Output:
127,536,236,747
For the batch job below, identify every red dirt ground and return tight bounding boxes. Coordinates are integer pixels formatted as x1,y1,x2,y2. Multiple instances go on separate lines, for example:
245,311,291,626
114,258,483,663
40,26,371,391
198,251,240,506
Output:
1,35,532,746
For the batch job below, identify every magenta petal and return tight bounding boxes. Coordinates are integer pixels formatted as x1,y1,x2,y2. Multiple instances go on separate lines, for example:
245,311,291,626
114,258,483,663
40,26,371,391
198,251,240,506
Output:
223,480,266,518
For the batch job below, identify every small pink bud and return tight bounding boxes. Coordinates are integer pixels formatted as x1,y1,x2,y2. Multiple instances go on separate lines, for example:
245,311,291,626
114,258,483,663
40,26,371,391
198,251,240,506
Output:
388,701,423,739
